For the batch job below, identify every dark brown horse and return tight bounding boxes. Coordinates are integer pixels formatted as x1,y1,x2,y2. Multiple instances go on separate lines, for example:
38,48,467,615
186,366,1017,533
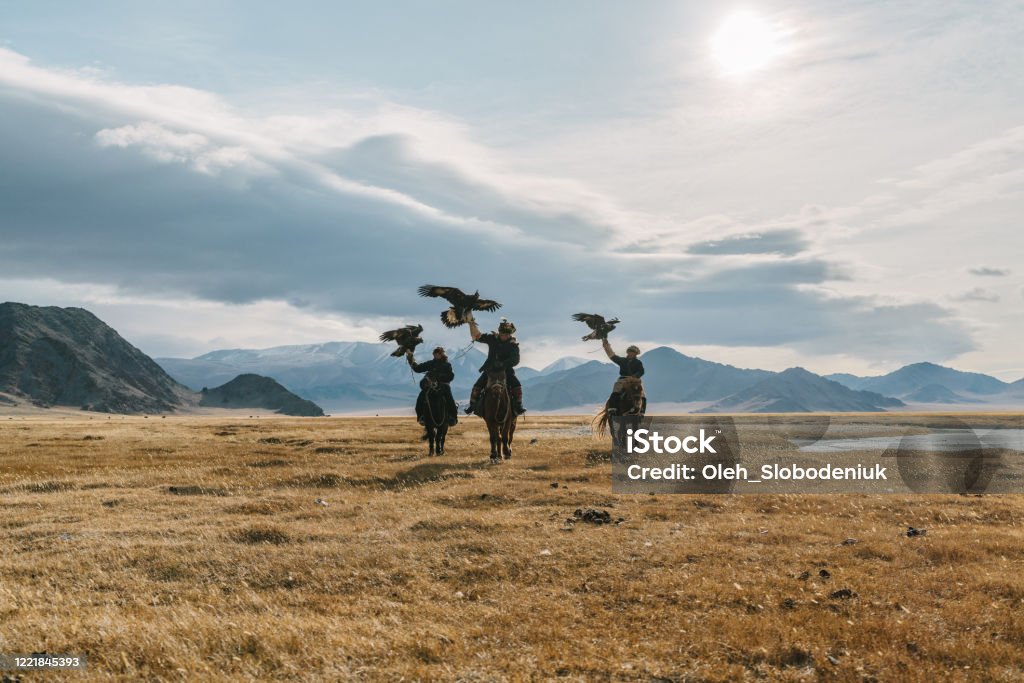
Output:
419,378,449,456
594,377,646,447
482,369,517,463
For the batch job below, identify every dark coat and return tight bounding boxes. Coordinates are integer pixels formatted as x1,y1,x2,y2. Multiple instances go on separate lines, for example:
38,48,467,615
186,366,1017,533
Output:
410,358,455,384
476,333,520,374
611,355,644,378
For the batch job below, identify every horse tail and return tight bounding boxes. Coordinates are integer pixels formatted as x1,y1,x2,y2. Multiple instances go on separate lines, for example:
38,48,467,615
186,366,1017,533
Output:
593,407,610,436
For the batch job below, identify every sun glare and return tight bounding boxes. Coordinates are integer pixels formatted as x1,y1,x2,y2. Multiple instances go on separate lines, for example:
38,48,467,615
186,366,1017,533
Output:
710,9,789,77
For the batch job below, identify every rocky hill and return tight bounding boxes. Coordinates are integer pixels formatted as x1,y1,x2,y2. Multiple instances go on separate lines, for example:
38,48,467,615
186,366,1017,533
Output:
199,374,325,416
0,302,192,413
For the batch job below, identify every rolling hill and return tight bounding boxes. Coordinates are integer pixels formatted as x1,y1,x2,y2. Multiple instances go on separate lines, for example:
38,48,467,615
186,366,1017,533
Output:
200,374,325,416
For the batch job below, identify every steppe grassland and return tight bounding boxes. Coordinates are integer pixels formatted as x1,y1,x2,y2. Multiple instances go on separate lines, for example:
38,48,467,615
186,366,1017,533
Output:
0,414,1022,681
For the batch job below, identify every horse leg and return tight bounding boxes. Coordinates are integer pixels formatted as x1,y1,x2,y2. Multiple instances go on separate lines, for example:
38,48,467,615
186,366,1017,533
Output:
502,419,513,460
611,415,624,449
488,422,500,462
427,426,435,456
437,425,446,455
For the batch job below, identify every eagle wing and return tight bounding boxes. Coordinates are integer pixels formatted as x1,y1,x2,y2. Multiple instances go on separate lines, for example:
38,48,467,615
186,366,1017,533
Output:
473,298,503,313
379,324,422,343
418,285,464,305
572,313,606,330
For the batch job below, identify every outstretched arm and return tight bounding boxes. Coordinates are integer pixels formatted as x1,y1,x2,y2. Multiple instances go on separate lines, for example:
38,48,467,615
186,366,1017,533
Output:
467,312,482,341
601,338,616,360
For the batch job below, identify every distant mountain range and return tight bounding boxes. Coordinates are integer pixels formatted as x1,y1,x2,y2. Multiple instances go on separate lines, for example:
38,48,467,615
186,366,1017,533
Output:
697,367,904,413
158,342,1024,414
4,301,1022,416
0,302,324,416
156,343,595,412
826,362,1024,404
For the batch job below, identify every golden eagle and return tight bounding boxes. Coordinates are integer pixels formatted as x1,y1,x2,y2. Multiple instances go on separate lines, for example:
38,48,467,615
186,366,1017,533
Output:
572,313,620,341
418,285,502,328
379,324,424,357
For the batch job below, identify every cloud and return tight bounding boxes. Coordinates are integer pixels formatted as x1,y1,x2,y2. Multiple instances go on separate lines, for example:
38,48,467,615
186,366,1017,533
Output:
95,122,272,176
952,288,1001,303
968,266,1010,276
685,229,810,256
0,47,978,365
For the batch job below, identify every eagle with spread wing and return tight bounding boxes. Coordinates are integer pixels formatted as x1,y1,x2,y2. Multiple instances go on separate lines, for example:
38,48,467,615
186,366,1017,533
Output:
379,324,424,357
572,313,620,341
418,285,502,328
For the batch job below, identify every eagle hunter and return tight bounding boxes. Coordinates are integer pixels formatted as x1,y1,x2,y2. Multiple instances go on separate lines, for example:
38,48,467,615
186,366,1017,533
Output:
418,285,503,329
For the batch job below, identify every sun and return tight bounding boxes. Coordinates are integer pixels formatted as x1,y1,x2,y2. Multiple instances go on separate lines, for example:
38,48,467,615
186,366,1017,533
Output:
710,9,789,76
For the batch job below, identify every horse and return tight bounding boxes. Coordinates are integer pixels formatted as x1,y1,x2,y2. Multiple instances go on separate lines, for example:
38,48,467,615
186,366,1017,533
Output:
418,378,449,456
594,377,646,448
482,368,517,463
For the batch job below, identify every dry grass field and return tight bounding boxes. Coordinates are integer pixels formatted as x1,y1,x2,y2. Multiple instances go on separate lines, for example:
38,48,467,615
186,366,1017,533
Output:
1,414,1023,681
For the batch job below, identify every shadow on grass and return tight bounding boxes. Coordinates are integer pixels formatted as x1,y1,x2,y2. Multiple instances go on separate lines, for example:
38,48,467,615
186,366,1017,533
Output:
349,462,485,491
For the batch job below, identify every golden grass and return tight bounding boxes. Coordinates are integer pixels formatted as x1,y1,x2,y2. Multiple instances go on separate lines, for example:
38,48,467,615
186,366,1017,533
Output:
0,414,1022,681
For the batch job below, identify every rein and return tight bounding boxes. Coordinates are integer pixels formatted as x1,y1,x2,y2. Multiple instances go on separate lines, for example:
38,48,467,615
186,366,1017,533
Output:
423,381,446,429
488,380,511,428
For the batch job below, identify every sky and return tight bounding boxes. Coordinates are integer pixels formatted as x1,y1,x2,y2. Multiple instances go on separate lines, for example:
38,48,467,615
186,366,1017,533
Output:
1,0,1022,378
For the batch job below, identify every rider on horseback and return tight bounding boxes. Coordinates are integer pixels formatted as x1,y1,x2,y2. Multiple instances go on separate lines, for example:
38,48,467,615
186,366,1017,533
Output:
407,346,458,426
602,339,645,415
465,315,526,416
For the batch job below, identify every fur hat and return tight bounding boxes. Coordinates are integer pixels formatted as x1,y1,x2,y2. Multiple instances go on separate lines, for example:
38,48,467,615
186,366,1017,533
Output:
497,317,517,334
626,345,640,354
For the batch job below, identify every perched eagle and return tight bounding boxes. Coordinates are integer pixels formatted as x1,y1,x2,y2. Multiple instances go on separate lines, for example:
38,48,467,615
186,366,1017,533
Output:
572,313,620,341
379,324,424,357
418,285,502,329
